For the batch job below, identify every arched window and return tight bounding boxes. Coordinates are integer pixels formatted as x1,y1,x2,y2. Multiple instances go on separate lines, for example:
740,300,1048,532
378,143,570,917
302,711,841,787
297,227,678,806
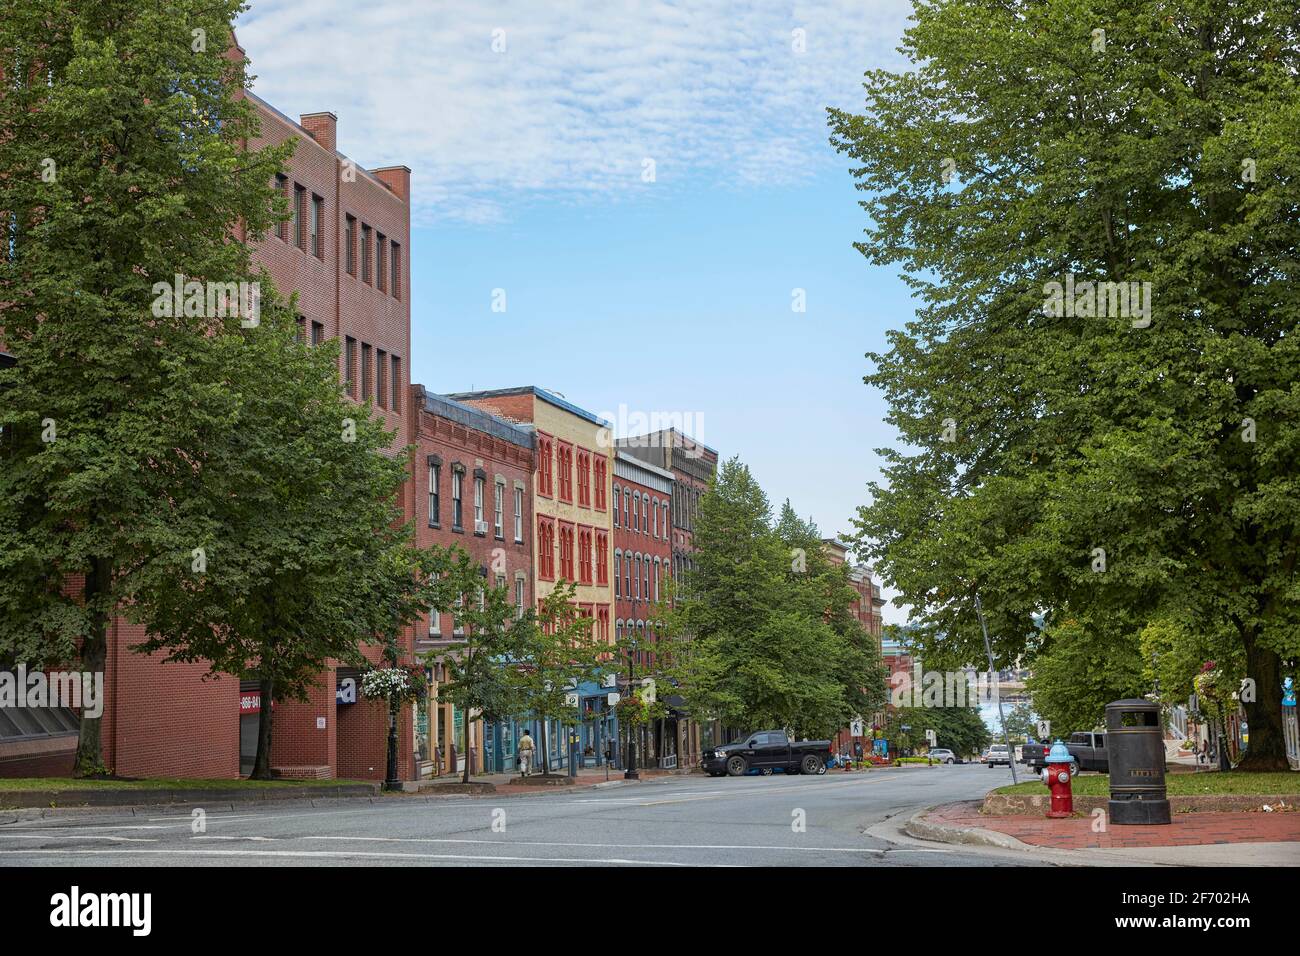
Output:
613,484,621,526
634,554,642,599
614,549,622,598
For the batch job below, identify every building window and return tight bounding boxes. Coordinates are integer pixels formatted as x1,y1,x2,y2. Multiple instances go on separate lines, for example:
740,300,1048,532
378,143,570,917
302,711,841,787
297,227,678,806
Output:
614,551,622,598
515,576,525,619
577,451,591,507
311,321,324,346
377,234,388,292
311,194,324,258
453,595,464,637
642,497,649,535
632,492,640,532
452,468,464,529
556,443,573,502
473,475,485,531
428,462,441,527
494,480,504,538
634,554,642,599
538,517,555,580
538,435,554,497
275,175,289,241
624,552,631,598
596,531,609,586
390,355,401,412
376,348,387,409
654,557,661,601
613,484,621,526
644,557,650,600
293,184,306,249
344,336,358,398
428,608,440,639
624,489,631,529
361,225,373,283
594,457,607,510
513,487,524,542
361,342,372,403
391,241,402,299
559,524,575,580
345,214,356,275
578,528,593,584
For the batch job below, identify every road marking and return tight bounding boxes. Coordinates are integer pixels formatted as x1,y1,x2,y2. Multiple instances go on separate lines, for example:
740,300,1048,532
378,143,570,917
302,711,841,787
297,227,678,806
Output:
0,833,158,843
0,847,727,866
303,835,883,854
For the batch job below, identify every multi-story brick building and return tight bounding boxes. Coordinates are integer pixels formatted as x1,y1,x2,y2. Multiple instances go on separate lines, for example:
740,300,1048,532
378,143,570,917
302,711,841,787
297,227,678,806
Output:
618,428,718,765
445,387,615,769
406,386,535,777
824,539,888,757
0,33,419,781
612,451,675,765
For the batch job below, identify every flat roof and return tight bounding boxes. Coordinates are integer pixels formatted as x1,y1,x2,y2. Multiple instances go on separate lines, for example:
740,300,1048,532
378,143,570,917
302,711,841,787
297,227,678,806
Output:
443,385,612,429
422,391,535,450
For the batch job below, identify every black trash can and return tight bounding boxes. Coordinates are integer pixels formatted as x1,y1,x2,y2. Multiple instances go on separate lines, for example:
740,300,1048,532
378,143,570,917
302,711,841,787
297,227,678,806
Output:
1106,698,1170,825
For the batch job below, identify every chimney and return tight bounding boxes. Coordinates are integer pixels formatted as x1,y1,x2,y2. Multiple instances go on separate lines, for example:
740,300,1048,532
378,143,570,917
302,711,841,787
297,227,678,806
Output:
300,112,337,153
372,166,412,202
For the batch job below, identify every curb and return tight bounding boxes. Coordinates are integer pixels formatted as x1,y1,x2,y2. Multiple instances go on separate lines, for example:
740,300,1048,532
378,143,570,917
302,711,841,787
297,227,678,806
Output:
0,783,379,811
902,802,1035,852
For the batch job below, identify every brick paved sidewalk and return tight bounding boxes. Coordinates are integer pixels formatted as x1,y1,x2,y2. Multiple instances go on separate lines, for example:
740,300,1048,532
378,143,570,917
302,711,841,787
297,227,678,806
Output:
927,801,1300,849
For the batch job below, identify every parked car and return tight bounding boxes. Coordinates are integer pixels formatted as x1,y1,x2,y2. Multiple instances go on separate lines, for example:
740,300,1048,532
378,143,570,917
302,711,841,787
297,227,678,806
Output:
702,730,832,777
1021,732,1108,773
983,743,1012,767
927,748,956,764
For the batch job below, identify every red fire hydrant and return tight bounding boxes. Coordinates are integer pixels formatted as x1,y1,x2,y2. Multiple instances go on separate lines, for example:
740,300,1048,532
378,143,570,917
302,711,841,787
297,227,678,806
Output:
1043,740,1076,819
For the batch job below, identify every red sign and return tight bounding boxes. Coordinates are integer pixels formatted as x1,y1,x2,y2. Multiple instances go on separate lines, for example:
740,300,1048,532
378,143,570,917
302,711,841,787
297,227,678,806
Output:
240,692,261,714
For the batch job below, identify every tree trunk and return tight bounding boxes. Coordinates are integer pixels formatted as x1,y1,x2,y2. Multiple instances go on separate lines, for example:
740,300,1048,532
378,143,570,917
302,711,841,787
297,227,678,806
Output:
74,556,112,777
1238,629,1289,771
461,706,471,784
251,676,275,780
541,721,550,775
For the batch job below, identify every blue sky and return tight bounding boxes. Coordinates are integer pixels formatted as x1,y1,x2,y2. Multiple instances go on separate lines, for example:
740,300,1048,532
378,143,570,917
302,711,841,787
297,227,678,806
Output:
238,1,919,620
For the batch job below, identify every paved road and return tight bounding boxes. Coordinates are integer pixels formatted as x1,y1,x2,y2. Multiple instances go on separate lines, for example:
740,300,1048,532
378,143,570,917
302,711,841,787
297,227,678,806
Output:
0,764,1045,867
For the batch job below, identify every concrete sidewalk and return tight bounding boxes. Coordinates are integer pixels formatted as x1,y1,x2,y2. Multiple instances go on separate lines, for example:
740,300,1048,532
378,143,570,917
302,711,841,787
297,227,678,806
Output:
407,765,694,795
907,800,1300,866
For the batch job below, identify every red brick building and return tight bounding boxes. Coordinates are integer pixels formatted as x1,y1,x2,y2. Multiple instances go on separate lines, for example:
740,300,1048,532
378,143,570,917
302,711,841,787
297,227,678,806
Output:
406,386,535,778
617,429,718,765
1,34,418,780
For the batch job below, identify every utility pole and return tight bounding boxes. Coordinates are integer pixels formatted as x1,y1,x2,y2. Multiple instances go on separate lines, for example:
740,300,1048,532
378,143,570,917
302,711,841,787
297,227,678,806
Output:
975,593,1017,785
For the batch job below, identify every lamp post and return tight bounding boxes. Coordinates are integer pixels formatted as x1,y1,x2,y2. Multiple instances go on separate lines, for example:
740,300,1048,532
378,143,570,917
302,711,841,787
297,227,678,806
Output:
625,634,639,780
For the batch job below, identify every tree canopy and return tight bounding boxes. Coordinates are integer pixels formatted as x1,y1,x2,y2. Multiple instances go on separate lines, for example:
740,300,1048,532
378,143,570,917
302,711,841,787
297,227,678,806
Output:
833,0,1300,768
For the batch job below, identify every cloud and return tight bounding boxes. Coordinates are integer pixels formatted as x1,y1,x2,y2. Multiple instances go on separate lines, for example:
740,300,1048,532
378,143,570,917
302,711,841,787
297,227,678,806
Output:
237,0,914,224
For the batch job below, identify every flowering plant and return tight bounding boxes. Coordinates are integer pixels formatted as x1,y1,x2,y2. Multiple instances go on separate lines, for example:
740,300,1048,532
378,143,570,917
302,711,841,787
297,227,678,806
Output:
361,666,426,702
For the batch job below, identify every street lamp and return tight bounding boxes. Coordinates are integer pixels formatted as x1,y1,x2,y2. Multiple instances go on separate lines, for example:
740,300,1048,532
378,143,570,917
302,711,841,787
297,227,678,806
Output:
624,633,639,780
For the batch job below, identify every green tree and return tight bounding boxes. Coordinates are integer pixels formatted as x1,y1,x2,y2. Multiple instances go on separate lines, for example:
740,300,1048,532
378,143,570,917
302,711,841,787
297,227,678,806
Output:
832,0,1300,769
885,705,990,759
669,459,874,738
1003,702,1036,742
516,582,603,775
0,1,290,775
132,288,436,778
431,551,535,784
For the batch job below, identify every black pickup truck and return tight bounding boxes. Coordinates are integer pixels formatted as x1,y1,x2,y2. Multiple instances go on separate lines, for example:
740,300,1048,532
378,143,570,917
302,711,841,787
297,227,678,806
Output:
702,731,832,777
1021,732,1108,773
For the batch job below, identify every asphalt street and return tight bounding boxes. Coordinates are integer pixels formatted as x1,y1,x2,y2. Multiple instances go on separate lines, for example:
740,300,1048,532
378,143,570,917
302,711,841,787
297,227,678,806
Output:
0,764,1045,867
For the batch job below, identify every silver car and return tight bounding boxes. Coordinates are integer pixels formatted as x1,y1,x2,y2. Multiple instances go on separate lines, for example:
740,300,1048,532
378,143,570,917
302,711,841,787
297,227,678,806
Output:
928,748,956,764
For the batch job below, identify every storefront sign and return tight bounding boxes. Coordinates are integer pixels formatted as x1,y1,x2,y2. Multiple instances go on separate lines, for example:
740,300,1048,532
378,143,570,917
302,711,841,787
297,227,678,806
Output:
239,692,261,714
336,677,357,705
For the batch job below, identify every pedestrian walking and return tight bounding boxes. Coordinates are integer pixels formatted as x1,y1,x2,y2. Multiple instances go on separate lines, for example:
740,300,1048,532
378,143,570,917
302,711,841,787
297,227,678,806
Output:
519,729,536,777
